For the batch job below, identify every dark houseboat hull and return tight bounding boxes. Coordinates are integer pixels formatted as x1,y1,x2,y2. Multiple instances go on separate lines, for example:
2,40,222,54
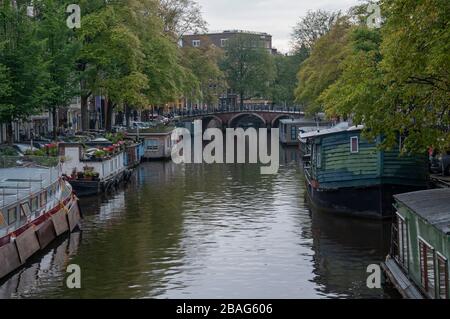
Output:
305,180,425,219
69,169,133,197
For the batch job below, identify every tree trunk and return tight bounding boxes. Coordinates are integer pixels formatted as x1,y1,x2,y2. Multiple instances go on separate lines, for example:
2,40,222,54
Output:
240,92,244,111
105,98,114,132
6,122,13,145
52,106,57,141
125,104,131,128
81,93,89,132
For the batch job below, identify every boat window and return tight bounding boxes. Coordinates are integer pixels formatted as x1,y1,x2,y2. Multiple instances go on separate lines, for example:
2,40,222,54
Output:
437,253,449,299
419,238,436,298
0,210,5,226
316,145,322,168
8,206,17,225
146,140,159,152
40,191,47,207
20,202,31,219
31,196,38,211
350,136,359,153
394,213,409,270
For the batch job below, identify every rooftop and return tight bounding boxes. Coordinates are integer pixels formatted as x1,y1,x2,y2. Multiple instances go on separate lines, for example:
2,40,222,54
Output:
0,167,59,208
394,188,450,235
299,122,364,139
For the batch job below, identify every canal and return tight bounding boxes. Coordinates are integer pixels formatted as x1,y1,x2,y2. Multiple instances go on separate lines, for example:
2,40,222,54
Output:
0,145,399,299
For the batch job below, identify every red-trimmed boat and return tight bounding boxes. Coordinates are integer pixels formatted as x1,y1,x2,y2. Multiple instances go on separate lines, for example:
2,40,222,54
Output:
0,162,81,281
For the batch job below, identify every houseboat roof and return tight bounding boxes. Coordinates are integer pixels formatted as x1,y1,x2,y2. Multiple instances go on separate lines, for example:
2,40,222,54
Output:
394,189,450,235
279,118,321,125
299,122,363,139
0,167,59,208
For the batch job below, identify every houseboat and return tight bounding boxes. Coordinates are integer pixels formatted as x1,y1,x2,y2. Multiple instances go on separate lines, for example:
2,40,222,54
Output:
382,188,450,299
279,118,331,145
59,143,131,197
0,164,81,280
127,126,174,160
124,140,144,169
300,124,429,219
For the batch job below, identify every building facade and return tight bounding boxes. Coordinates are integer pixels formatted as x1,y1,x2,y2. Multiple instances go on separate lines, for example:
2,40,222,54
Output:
182,30,275,54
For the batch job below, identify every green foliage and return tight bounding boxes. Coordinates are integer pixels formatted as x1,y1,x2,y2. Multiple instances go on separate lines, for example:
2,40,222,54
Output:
295,18,352,114
220,34,275,107
318,0,450,153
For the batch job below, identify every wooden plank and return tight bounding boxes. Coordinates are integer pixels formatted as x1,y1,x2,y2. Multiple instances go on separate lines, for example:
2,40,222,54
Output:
36,219,56,249
0,241,22,279
51,209,69,236
15,227,40,263
67,202,81,232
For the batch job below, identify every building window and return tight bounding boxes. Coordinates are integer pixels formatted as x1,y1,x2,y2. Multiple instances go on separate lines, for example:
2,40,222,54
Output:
220,39,228,47
437,253,449,299
192,40,200,47
419,238,436,298
8,207,17,225
290,126,297,141
394,213,409,270
350,136,359,153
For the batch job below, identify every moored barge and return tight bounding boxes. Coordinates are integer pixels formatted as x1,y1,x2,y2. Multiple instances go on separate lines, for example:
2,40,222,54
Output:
382,189,450,299
300,124,429,219
0,164,81,280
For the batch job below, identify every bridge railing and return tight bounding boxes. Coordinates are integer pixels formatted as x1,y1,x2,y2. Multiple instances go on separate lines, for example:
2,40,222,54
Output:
174,105,305,118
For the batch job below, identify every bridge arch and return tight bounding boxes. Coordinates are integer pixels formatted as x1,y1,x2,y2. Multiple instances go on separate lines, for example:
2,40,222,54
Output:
271,114,295,128
228,112,267,128
202,115,224,129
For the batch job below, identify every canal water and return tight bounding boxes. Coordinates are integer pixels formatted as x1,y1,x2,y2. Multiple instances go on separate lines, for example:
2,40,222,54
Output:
0,145,399,299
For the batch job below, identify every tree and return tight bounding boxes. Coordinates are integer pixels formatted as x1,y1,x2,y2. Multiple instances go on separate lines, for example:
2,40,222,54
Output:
35,0,80,139
294,18,352,114
159,0,207,39
320,0,450,153
291,9,341,51
271,46,308,107
181,43,225,108
0,1,49,143
220,34,275,110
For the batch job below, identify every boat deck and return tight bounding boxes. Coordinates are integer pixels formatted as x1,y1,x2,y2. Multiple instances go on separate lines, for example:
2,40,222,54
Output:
382,256,424,299
0,167,60,208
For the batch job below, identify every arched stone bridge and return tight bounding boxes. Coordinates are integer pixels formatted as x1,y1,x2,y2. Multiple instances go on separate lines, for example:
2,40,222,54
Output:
178,110,305,128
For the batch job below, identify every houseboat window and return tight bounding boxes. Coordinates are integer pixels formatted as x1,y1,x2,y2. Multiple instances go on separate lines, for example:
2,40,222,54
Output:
316,145,322,168
40,191,47,207
0,211,5,226
20,202,31,219
350,136,359,153
291,126,297,141
437,253,449,299
394,213,409,270
146,140,159,152
419,238,436,298
31,197,38,211
8,207,17,225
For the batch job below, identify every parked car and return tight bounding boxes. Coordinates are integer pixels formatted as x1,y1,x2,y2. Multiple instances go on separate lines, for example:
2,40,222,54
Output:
430,151,450,176
13,144,38,155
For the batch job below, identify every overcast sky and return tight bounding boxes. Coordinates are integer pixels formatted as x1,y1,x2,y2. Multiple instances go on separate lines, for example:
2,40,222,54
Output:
197,0,361,53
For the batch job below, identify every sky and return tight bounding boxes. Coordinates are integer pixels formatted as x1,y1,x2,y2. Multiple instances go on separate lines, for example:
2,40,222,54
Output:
197,0,361,53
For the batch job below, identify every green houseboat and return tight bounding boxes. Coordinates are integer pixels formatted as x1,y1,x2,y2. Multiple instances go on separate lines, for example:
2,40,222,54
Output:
300,124,429,219
383,188,450,299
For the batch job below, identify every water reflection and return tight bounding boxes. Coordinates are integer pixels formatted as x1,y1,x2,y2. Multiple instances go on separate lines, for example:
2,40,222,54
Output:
0,144,398,299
